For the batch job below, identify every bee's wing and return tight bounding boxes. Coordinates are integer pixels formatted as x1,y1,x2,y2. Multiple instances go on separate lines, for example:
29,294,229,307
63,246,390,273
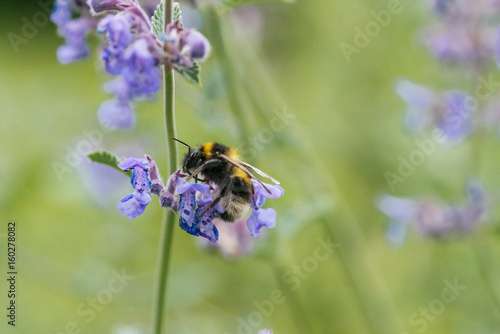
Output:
237,161,280,185
218,154,273,194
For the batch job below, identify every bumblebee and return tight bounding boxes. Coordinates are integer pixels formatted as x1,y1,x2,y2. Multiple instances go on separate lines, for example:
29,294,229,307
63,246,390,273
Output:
173,138,280,222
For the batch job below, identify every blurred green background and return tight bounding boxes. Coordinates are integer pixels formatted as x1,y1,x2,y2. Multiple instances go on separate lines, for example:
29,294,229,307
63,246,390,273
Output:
1,0,500,333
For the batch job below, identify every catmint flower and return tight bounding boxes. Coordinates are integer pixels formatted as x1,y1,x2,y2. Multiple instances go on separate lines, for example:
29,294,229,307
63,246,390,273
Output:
117,158,151,219
159,169,185,210
51,0,97,64
165,169,283,244
162,20,211,68
376,180,489,244
396,80,472,144
259,330,273,334
177,182,220,244
56,18,96,64
248,180,284,237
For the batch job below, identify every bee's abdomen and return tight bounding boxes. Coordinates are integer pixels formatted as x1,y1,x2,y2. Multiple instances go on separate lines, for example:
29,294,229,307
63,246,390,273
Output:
219,193,250,222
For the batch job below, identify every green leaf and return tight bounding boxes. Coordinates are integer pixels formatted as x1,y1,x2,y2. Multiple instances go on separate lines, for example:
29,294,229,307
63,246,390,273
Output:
222,0,295,6
86,150,131,177
173,2,183,27
152,1,183,37
151,0,164,37
174,61,201,85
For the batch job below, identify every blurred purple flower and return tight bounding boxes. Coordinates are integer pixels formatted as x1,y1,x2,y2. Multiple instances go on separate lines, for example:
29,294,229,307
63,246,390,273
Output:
117,158,151,219
51,0,72,25
423,0,500,65
259,330,273,334
97,98,135,130
51,1,97,64
376,180,490,244
248,180,284,237
198,218,257,260
122,38,161,97
396,80,472,144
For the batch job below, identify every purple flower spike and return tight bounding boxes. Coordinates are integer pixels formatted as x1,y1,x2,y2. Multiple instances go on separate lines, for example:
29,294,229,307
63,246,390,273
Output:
117,158,152,219
98,98,136,130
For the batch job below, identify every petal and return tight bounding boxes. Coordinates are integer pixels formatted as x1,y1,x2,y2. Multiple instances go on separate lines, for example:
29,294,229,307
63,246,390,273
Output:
178,192,197,227
386,220,408,246
376,195,418,221
130,167,151,192
182,30,211,61
118,157,149,171
176,182,209,195
247,208,276,237
117,193,142,219
56,44,89,64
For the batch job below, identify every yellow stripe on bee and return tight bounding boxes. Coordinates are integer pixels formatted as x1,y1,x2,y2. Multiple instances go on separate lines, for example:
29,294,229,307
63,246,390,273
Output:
226,147,240,160
202,142,214,158
233,166,251,182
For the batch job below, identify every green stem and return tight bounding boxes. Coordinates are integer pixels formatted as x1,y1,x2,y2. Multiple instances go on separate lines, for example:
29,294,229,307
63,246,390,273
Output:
152,1,177,333
206,5,251,142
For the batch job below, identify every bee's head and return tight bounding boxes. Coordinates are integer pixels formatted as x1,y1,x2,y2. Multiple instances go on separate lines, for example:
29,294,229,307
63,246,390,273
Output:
182,149,204,171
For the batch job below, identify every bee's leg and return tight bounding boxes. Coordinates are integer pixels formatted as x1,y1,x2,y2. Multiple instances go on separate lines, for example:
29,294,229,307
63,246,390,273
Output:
250,181,257,208
184,159,219,183
196,178,232,219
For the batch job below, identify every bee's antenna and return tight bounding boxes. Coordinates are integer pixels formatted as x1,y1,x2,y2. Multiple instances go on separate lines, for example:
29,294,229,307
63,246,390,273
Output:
172,138,191,153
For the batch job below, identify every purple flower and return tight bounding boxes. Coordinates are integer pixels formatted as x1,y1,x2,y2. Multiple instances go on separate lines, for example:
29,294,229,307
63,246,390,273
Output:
395,80,472,144
51,0,72,25
117,158,152,219
98,14,134,74
376,180,489,243
259,330,273,334
198,218,257,260
422,0,500,65
162,20,211,68
122,38,161,98
98,98,135,130
56,18,96,64
247,180,284,237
